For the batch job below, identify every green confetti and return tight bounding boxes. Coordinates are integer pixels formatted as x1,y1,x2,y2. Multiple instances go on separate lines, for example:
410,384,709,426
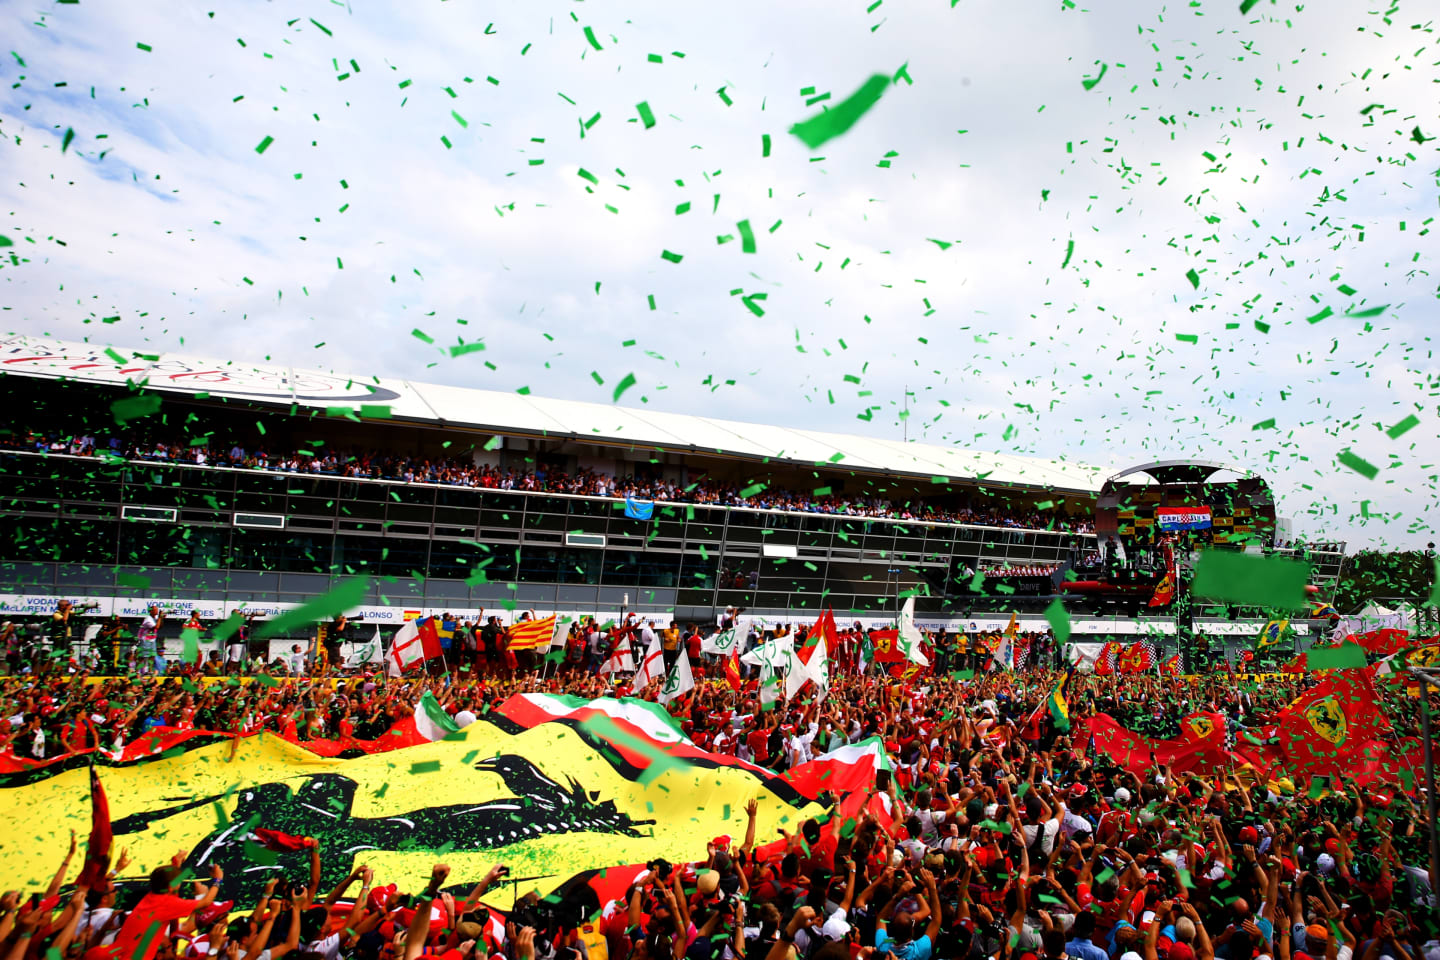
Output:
1386,414,1419,439
613,372,637,402
136,42,152,52
1336,449,1378,480
788,73,890,149
1185,268,1200,289
110,393,161,424
254,577,370,641
254,135,274,154
660,249,684,264
636,101,656,129
737,219,756,254
1043,598,1071,645
1191,552,1310,609
1081,62,1108,90
583,26,603,50
410,760,441,774
1305,642,1367,671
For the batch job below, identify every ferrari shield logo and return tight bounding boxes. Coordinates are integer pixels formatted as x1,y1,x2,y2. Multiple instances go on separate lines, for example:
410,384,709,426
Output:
1304,696,1347,745
1408,644,1440,669
1187,715,1215,741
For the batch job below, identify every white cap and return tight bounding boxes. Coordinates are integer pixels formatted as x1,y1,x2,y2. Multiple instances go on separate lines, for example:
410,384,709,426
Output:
821,907,851,941
1113,787,1132,804
1122,951,1145,960
1317,853,1336,875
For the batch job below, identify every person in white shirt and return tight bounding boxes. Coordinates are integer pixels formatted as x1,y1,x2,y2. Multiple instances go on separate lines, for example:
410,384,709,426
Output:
287,644,307,675
136,604,164,675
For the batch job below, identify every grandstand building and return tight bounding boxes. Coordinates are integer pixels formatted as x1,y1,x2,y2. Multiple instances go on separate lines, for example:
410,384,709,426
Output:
0,336,1344,640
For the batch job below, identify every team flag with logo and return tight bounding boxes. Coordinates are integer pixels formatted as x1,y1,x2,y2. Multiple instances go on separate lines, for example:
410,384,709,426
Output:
507,615,559,651
1116,638,1155,674
1275,670,1392,778
0,709,827,908
658,648,695,705
702,626,740,657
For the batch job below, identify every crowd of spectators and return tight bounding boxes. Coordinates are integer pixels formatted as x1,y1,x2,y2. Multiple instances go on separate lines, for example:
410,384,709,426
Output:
2,430,1094,533
1,649,1437,960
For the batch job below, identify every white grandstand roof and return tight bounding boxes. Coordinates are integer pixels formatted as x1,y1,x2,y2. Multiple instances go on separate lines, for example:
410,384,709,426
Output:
0,333,1110,494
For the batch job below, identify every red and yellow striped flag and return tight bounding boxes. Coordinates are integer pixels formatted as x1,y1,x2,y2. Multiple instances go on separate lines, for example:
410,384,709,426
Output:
508,616,558,651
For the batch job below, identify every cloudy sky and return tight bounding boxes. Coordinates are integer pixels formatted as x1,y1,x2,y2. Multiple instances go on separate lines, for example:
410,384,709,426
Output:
1,0,1436,549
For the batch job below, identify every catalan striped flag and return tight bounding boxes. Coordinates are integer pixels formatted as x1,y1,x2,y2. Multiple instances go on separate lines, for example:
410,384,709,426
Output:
508,615,559,651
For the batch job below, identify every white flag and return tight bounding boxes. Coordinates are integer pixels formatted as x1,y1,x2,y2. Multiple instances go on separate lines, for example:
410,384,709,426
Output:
758,663,781,712
742,633,794,669
785,634,828,700
387,619,426,677
632,633,666,691
658,647,695,705
702,626,740,656
345,626,383,669
598,645,635,676
898,596,930,666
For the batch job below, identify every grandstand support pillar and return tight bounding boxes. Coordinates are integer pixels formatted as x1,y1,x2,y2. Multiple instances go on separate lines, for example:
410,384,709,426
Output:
1410,666,1440,931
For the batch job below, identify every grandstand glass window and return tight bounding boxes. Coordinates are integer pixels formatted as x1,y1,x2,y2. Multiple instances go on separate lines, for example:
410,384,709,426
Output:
480,494,524,529
427,539,490,580
679,551,718,590
390,485,436,506
558,548,603,584
517,546,564,583
231,529,332,573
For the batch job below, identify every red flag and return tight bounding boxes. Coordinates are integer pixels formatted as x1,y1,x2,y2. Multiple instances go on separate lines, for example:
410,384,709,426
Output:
1348,628,1411,657
724,650,742,693
1147,571,1175,607
868,629,904,664
1276,671,1392,780
1079,711,1231,776
1160,653,1182,676
801,608,838,666
76,765,112,889
253,828,314,852
1093,640,1119,676
1116,640,1154,674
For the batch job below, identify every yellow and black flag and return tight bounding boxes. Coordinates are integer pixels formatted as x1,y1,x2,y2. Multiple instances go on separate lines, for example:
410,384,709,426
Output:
0,717,823,907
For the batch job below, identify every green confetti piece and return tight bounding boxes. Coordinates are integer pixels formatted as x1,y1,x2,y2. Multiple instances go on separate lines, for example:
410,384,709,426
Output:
1191,552,1310,609
412,328,435,344
254,135,274,154
110,393,161,424
1306,306,1333,324
410,760,441,774
788,73,890,149
1239,0,1262,12
448,342,486,358
1081,62,1108,90
1386,414,1419,439
308,18,333,36
1185,268,1200,289
636,101,656,129
61,128,75,153
1253,418,1276,430
1175,333,1198,344
1336,449,1378,480
716,86,733,106
583,26,603,50
136,42,152,52
613,372,637,402
762,133,771,157
660,249,684,264
737,219,756,254
1305,642,1367,671
1061,239,1075,269
1043,598,1071,645
359,404,391,418
254,577,370,640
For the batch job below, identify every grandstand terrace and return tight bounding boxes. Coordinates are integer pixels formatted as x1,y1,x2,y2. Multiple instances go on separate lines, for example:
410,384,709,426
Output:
0,336,1344,627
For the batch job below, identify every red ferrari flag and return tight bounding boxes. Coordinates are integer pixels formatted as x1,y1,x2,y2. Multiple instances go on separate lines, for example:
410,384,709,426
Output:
1276,670,1392,779
1116,639,1154,674
1347,628,1411,657
75,765,112,889
868,629,904,664
1160,653,1182,676
1093,640,1119,676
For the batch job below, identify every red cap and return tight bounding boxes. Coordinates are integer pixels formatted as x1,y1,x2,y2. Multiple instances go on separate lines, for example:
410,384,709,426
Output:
1238,825,1259,845
713,835,732,849
1169,944,1195,960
